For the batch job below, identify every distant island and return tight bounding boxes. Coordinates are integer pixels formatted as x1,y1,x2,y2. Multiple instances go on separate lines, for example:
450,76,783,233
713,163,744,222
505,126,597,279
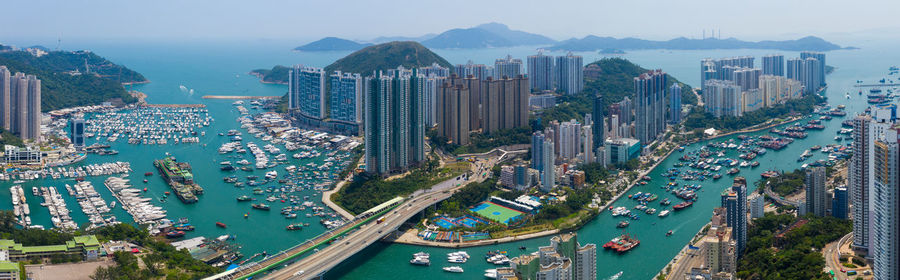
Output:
255,41,452,85
0,47,146,111
293,37,373,52
294,23,557,51
549,35,851,52
420,22,556,49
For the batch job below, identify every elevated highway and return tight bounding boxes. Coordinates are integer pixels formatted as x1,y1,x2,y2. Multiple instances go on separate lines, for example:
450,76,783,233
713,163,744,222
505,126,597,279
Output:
206,156,500,280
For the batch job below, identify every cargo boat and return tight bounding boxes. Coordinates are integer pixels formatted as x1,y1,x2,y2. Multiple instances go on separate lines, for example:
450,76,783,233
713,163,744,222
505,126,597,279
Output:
673,201,693,210
603,233,640,253
154,156,204,203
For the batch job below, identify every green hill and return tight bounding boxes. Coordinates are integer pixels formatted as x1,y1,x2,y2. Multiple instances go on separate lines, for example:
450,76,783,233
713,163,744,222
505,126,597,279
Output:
249,65,290,84
323,41,452,75
0,50,143,111
293,37,372,52
538,57,695,126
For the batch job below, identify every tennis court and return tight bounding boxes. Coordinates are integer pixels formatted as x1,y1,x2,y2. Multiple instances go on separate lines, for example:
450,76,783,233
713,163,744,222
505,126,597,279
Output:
471,201,524,225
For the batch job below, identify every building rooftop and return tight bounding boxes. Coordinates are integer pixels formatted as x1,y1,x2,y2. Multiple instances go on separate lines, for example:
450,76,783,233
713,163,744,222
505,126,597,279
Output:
0,261,19,272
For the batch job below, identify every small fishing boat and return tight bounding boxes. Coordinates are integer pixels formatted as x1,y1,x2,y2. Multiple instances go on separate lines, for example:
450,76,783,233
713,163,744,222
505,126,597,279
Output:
216,222,227,228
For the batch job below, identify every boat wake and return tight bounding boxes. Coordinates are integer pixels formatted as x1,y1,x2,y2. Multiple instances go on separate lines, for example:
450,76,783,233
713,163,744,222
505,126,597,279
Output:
605,271,623,280
179,85,188,92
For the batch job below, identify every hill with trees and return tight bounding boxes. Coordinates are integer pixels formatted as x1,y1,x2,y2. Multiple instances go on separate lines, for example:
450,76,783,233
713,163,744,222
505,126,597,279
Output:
0,50,143,111
536,57,695,126
323,41,452,75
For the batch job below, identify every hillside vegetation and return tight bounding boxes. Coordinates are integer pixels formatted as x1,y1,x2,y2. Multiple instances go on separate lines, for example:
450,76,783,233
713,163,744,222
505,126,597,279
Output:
537,57,695,126
0,50,142,111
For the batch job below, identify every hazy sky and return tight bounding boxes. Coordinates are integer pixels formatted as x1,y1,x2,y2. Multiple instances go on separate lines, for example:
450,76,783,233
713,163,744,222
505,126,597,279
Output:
2,0,898,44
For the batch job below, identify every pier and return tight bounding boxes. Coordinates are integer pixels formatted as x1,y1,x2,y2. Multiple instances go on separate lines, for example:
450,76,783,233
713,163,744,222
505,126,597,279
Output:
201,95,281,100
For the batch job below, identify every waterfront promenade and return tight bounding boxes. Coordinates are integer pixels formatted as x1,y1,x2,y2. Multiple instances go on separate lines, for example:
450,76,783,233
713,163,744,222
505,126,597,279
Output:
201,95,281,99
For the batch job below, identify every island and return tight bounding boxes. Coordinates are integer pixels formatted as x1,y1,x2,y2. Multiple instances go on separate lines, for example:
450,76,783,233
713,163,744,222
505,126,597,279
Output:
293,37,372,52
549,35,851,52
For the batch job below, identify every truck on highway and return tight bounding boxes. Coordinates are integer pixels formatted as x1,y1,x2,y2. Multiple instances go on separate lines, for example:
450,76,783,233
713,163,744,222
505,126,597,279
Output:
376,217,386,224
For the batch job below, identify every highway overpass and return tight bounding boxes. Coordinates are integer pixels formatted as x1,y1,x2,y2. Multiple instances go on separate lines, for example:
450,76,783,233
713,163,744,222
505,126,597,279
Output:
205,156,499,280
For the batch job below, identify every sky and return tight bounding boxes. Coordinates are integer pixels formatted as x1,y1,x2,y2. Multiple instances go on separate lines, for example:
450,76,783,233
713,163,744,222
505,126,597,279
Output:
2,0,899,45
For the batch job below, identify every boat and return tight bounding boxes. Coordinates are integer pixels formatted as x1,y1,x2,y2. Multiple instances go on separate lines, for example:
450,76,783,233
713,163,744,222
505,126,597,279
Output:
216,222,227,228
603,233,640,253
751,161,760,167
252,203,270,210
144,172,153,176
410,257,430,266
286,224,303,230
442,266,464,273
484,269,498,279
673,201,693,210
617,221,630,228
658,210,670,217
727,168,739,175
236,195,251,201
666,230,673,236
165,231,186,238
220,165,235,171
413,252,430,258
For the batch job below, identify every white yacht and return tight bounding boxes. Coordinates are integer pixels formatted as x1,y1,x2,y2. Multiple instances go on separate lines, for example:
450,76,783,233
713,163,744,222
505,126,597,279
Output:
442,266,464,273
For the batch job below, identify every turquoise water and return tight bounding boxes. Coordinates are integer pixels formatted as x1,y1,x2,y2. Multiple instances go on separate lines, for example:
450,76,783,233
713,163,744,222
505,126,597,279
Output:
0,39,897,279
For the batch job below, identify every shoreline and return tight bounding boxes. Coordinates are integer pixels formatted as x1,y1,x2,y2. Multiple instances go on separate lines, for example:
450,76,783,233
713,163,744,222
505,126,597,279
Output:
121,80,151,86
248,72,288,85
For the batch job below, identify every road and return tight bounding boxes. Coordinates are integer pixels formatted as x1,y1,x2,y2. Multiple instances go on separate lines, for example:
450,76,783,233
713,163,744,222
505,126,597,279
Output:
261,157,499,280
763,181,802,208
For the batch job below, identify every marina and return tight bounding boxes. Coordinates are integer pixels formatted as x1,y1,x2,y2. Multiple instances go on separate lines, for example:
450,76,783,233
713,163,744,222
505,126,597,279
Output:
37,186,77,231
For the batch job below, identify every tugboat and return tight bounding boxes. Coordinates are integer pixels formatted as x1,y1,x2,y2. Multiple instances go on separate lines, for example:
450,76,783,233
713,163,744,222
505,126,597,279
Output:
286,224,303,231
252,203,270,210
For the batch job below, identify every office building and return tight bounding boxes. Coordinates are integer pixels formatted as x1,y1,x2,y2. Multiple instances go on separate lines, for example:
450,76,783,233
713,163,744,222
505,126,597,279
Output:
0,70,41,141
869,110,900,278
418,62,450,78
832,186,848,220
495,55,523,79
721,177,747,257
556,53,583,95
850,114,872,253
634,70,667,145
532,132,545,171
761,54,784,76
436,83,470,145
541,137,555,191
363,68,426,175
288,65,326,120
805,166,828,217
69,118,85,150
528,52,555,92
669,83,682,124
592,95,604,151
704,79,743,117
605,138,640,165
329,71,363,125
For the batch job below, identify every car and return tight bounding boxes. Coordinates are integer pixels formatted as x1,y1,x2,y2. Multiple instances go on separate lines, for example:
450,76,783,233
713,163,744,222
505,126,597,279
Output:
293,270,305,276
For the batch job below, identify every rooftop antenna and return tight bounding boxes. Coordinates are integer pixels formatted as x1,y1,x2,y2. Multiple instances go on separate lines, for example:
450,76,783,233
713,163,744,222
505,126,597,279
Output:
56,37,61,51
